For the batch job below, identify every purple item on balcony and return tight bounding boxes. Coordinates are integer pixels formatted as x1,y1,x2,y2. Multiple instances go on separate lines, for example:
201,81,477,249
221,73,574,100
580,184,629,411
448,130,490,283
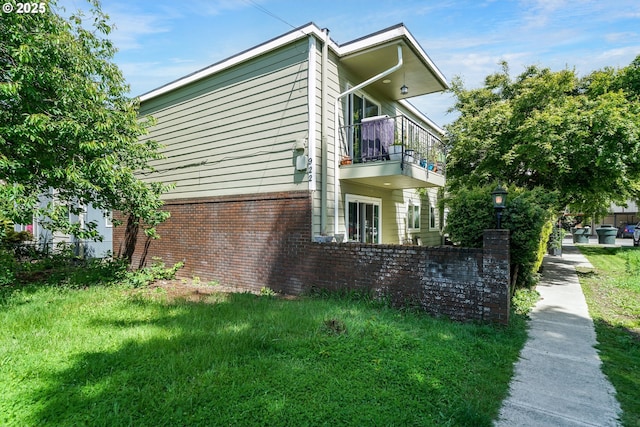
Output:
361,116,394,161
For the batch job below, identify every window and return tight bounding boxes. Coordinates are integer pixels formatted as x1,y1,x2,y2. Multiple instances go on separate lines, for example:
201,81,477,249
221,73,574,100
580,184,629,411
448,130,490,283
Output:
408,203,420,230
430,205,437,230
105,211,113,228
347,92,380,161
345,194,381,243
78,204,88,229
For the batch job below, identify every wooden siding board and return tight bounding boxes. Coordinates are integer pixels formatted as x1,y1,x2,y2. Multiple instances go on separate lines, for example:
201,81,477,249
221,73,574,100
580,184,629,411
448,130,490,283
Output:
146,156,297,182
145,68,308,136
157,176,304,198
147,115,309,162
144,95,309,152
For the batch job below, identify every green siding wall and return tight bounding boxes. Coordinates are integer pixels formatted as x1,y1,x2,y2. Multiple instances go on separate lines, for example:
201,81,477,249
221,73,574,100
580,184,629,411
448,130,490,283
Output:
139,39,311,199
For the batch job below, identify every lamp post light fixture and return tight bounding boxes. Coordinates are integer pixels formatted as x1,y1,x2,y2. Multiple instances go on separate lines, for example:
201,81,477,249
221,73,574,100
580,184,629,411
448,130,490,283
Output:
491,184,508,228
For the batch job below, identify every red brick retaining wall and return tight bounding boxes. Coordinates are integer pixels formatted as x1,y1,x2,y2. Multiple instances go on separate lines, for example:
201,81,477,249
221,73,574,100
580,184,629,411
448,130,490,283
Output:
303,231,510,324
114,192,510,324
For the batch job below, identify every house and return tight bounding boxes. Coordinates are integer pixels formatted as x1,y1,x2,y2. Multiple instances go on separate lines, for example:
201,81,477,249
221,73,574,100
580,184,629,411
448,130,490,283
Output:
15,191,113,257
604,201,638,229
115,23,449,289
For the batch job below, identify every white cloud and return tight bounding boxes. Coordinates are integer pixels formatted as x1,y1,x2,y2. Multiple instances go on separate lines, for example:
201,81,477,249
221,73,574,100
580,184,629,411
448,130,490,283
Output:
107,11,172,51
590,46,640,68
181,0,255,16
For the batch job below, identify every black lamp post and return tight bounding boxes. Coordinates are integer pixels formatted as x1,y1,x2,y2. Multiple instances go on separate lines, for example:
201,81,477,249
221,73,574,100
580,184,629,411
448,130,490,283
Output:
491,184,507,228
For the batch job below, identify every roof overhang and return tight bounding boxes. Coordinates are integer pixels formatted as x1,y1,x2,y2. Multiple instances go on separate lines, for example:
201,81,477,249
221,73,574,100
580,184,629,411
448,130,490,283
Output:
139,22,448,103
337,25,448,101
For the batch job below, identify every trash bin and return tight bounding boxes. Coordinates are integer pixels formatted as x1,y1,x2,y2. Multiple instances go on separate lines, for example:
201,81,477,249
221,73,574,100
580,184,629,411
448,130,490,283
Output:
572,227,591,244
596,225,617,245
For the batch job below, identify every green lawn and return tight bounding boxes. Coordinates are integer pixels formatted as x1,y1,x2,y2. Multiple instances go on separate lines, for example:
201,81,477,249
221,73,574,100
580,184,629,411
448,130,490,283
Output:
0,276,529,426
577,246,640,427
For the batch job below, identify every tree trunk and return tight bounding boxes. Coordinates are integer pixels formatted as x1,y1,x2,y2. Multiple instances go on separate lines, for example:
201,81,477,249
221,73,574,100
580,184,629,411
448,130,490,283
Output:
121,215,139,264
510,263,519,298
138,236,152,270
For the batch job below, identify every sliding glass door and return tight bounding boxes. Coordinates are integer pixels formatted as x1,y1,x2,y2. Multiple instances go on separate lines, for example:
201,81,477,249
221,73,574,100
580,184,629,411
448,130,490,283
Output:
346,195,381,243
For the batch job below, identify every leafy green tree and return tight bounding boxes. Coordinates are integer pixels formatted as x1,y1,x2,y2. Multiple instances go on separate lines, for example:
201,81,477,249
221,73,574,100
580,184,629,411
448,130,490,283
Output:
445,58,640,218
0,0,170,258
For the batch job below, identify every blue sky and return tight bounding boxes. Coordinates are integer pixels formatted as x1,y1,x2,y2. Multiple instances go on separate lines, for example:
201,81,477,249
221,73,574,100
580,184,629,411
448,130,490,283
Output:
60,0,640,126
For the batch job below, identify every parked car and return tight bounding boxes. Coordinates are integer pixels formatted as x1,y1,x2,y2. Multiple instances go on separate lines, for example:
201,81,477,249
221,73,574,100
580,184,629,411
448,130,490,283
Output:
634,222,640,247
619,223,636,238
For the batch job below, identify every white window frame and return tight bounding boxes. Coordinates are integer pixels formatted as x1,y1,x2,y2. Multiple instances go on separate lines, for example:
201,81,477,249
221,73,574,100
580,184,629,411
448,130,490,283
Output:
77,204,88,229
346,89,382,160
347,91,381,125
429,195,441,231
105,211,113,228
408,200,421,231
345,194,382,243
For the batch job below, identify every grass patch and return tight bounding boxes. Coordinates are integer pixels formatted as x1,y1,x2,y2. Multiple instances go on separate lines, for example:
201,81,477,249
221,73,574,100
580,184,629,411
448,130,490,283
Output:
577,246,640,427
0,273,528,426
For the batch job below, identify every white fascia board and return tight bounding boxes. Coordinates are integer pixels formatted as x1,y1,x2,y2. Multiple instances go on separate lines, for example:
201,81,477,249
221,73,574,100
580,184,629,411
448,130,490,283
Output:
336,25,407,56
139,23,332,102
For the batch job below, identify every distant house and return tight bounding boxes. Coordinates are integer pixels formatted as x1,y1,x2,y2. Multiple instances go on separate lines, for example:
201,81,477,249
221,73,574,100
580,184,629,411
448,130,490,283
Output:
605,201,638,227
115,23,450,287
16,191,112,257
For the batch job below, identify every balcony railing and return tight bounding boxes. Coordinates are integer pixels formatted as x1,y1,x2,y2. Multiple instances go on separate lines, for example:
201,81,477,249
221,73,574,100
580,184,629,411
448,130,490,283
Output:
339,115,445,175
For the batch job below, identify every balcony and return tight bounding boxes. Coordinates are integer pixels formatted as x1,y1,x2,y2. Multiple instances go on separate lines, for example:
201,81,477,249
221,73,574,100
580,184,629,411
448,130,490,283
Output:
338,115,445,189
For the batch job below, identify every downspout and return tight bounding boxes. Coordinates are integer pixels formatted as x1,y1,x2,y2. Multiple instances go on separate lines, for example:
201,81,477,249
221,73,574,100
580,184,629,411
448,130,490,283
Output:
320,28,329,234
308,35,317,193
333,44,404,235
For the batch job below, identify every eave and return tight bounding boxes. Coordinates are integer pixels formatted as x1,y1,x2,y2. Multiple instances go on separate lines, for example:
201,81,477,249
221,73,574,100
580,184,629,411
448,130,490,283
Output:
139,22,449,103
338,24,449,100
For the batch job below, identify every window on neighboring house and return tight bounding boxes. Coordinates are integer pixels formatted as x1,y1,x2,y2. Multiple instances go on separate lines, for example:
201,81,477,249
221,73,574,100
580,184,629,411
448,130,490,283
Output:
347,91,380,161
408,202,420,231
77,204,88,229
345,194,381,243
105,211,113,228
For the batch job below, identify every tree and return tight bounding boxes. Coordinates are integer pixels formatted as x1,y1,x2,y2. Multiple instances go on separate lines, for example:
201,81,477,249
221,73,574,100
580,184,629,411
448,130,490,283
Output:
0,0,170,257
445,58,640,218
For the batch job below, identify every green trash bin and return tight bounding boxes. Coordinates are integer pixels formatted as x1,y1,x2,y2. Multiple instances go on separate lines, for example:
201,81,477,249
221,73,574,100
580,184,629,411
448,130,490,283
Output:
572,227,590,244
596,225,617,245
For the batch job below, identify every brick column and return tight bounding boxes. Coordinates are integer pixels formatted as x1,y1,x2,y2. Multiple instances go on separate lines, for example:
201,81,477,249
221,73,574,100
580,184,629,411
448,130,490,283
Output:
482,229,510,324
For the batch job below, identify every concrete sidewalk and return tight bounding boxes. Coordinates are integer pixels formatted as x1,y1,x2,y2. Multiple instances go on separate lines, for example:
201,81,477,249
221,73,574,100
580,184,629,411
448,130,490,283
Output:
495,242,622,426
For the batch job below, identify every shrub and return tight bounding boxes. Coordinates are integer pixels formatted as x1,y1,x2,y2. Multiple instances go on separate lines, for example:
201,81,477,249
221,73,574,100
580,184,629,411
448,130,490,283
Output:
121,257,184,288
3,230,33,244
502,188,557,289
444,184,556,291
442,185,495,248
0,249,16,286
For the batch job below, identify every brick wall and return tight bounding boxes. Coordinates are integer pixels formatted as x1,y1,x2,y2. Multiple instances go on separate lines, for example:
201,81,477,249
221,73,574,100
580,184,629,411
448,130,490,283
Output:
112,191,313,295
114,192,510,324
298,229,510,324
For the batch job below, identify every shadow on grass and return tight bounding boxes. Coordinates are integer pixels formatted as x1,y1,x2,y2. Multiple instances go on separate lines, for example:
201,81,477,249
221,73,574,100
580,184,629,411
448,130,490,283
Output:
9,291,519,427
576,246,640,426
592,319,640,427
